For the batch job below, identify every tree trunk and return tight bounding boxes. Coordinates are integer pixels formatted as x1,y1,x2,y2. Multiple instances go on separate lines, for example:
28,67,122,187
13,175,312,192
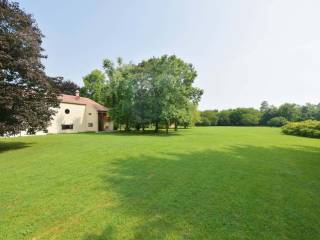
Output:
142,124,145,132
155,122,159,133
125,120,129,131
165,122,169,134
174,121,178,131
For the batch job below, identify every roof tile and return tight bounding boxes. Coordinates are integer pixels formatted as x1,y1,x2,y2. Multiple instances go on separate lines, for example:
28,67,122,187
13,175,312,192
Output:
58,94,108,111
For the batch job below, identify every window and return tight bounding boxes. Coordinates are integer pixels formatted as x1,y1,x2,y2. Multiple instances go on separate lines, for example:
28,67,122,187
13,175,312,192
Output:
88,123,93,127
65,109,70,114
88,113,92,116
61,124,73,130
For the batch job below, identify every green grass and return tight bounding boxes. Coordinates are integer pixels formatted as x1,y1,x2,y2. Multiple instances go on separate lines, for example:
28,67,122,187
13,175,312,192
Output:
1,127,320,240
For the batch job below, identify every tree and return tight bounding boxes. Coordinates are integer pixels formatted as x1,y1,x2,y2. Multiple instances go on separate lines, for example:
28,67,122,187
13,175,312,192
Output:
55,79,80,95
260,105,278,125
82,69,106,105
260,101,269,112
217,110,231,126
240,113,260,126
103,55,203,133
0,0,60,136
199,110,219,126
278,103,301,121
178,104,200,128
139,55,202,133
300,103,319,121
103,59,136,131
229,108,261,126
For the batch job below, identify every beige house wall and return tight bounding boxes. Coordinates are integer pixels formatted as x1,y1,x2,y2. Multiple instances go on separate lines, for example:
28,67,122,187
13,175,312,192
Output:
47,103,99,134
9,102,113,137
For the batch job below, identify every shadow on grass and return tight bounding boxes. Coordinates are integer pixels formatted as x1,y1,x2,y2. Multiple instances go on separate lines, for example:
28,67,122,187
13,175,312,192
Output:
83,145,320,239
79,129,183,137
0,142,32,154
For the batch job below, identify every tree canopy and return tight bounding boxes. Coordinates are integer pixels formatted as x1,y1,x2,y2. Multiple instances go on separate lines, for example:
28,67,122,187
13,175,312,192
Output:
0,0,60,136
196,101,320,127
55,79,80,95
82,69,106,105
100,55,203,132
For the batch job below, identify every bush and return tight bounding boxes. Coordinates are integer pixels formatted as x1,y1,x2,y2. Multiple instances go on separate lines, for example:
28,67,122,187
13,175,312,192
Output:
267,117,288,127
282,120,320,138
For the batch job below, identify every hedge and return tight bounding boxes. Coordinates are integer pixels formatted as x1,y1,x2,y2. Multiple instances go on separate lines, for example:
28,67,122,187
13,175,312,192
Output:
281,120,320,138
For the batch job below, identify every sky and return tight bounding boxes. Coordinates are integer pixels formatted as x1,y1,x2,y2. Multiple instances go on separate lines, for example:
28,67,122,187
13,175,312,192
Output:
18,0,320,110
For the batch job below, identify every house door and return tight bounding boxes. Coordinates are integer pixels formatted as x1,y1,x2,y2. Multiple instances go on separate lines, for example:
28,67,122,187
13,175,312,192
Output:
98,112,105,131
98,111,109,131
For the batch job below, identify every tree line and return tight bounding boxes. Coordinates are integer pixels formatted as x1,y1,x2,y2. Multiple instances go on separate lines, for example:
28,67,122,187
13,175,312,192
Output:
196,101,320,127
60,57,203,133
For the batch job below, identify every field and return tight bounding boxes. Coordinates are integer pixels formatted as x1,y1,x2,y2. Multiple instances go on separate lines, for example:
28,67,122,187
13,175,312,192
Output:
1,127,320,240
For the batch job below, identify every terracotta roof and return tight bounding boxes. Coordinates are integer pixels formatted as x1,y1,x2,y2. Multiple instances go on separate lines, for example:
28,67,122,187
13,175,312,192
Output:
58,94,108,111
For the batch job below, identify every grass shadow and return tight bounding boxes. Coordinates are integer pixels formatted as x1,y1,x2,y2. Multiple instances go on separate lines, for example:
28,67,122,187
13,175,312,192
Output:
85,144,320,239
79,129,182,137
82,226,114,240
0,142,32,154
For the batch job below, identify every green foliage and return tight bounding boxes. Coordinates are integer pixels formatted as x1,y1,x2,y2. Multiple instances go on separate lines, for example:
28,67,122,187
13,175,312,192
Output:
103,55,203,132
198,102,320,128
217,110,232,126
260,101,320,126
300,103,320,120
260,100,270,112
229,108,260,126
82,69,106,105
278,103,301,121
240,113,260,126
267,117,288,127
282,120,320,138
177,104,200,128
196,110,219,126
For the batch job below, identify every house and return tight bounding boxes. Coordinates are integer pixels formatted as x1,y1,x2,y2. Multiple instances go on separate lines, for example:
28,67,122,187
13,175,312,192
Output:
17,90,113,136
46,90,113,133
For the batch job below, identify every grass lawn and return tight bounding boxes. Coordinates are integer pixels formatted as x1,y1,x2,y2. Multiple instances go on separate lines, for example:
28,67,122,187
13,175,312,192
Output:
1,127,320,240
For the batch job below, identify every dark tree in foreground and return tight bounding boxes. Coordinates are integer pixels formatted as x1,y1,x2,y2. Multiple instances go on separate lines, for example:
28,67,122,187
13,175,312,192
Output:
0,0,60,136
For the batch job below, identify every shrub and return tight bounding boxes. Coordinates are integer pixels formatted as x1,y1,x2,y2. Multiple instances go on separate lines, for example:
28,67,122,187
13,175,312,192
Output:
282,120,320,138
267,117,288,127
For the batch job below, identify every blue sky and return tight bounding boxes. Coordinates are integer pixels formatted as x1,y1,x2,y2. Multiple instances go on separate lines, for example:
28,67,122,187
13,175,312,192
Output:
18,0,320,110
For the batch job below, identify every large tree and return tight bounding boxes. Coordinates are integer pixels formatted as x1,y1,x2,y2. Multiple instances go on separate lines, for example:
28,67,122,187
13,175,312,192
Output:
103,58,136,131
103,55,203,133
82,69,106,105
0,0,60,136
138,55,203,133
278,103,301,122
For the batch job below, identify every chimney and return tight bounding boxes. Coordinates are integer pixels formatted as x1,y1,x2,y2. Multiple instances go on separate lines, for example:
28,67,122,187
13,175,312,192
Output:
75,90,80,98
